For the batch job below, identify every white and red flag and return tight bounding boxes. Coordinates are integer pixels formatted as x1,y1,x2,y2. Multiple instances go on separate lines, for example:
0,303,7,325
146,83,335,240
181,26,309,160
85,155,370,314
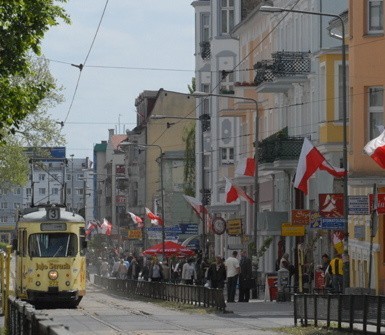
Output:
100,218,112,236
294,138,345,194
182,195,208,220
364,130,385,169
224,177,254,204
128,211,144,228
145,207,164,226
85,220,98,237
235,157,255,177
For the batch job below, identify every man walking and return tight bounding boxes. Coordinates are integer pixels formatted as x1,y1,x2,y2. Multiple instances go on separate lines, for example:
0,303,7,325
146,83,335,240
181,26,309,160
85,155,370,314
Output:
238,250,253,302
225,250,240,303
329,254,344,293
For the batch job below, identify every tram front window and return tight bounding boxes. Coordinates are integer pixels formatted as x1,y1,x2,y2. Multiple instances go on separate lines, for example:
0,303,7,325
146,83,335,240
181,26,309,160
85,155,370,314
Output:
29,233,78,257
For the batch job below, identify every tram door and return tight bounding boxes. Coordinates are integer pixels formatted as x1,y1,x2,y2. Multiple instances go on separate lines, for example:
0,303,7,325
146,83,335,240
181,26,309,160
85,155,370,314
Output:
16,229,27,296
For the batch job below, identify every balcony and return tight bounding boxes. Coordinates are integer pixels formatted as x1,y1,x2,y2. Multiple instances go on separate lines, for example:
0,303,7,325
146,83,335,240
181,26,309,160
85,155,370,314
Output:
200,41,211,60
254,51,311,93
259,128,303,170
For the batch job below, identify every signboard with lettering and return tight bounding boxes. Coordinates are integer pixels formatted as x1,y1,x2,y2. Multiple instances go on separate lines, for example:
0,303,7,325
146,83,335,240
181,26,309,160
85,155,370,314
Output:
227,219,242,236
291,210,313,225
281,223,305,236
320,218,345,230
354,225,365,239
349,195,369,215
146,224,198,235
369,194,385,214
128,229,142,239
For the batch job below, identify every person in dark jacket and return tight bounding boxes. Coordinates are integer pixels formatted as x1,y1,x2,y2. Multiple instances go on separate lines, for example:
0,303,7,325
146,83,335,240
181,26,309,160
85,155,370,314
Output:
206,256,227,289
238,250,253,302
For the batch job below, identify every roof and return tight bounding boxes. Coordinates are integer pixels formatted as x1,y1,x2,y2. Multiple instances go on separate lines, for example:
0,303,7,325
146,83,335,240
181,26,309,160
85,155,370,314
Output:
110,135,128,151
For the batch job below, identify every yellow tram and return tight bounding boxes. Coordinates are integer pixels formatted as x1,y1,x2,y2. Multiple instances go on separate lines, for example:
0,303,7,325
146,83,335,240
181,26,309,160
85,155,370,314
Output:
13,206,87,308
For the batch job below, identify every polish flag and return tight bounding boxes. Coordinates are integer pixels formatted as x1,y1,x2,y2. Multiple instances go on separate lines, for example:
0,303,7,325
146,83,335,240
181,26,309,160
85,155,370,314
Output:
183,195,208,220
100,218,112,236
364,130,385,169
293,138,326,195
319,160,346,178
145,207,164,226
128,211,144,228
224,177,254,204
235,157,255,177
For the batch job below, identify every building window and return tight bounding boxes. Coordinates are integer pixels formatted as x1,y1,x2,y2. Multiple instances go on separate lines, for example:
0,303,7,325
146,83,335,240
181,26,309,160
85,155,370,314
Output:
220,147,234,164
76,188,84,195
52,188,59,195
38,188,46,196
26,188,32,197
220,71,234,94
368,0,383,33
77,173,84,180
201,13,210,42
201,83,210,117
13,188,21,195
67,174,71,181
368,86,383,140
221,0,234,34
0,216,8,223
67,188,72,195
1,202,7,209
38,174,46,181
337,63,349,121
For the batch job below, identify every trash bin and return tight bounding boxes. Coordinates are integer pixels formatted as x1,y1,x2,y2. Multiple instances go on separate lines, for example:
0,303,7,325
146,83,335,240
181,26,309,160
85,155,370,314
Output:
265,273,278,301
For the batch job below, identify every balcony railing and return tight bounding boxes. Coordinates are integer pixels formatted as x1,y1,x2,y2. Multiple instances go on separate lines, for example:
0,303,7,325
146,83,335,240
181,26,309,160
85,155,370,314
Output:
200,41,211,60
254,51,311,86
259,129,303,163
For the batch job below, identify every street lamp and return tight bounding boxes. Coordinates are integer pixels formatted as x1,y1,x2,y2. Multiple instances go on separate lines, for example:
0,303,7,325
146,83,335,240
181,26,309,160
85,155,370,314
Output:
192,91,260,257
259,5,349,289
122,141,166,260
150,114,209,257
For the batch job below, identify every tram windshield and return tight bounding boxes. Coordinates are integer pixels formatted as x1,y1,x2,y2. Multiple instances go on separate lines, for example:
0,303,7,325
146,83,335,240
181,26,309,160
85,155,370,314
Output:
29,233,78,257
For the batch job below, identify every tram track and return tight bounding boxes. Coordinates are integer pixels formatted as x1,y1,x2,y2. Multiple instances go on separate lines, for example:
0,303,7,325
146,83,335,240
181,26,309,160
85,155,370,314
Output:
39,283,285,335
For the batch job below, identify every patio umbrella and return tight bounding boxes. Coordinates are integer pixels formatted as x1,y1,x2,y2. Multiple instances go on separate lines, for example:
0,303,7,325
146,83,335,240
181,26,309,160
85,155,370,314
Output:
142,241,195,257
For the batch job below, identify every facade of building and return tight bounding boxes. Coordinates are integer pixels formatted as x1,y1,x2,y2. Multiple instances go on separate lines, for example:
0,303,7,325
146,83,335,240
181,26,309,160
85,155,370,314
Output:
192,0,349,281
348,0,385,294
0,148,93,242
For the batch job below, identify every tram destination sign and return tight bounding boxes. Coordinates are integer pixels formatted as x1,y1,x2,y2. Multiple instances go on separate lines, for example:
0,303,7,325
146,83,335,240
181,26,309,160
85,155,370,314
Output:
41,223,67,231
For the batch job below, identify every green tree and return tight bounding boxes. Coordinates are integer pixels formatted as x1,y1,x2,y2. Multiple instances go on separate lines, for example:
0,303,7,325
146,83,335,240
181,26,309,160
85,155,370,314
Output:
0,0,70,141
0,57,66,188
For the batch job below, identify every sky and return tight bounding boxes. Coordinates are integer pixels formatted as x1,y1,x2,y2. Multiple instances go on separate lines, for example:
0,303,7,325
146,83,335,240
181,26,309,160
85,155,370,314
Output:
41,0,195,160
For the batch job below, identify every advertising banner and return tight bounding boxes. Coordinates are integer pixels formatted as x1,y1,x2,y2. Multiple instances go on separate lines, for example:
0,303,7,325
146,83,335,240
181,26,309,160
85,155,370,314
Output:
319,193,344,218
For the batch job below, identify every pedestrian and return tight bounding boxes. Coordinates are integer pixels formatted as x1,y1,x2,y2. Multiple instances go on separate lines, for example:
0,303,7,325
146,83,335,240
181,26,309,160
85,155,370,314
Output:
141,260,151,281
149,258,163,282
100,259,110,277
329,254,343,293
129,256,140,280
182,258,196,285
238,250,253,302
161,260,171,282
111,257,120,277
117,259,128,279
320,254,332,290
206,256,226,289
225,250,240,303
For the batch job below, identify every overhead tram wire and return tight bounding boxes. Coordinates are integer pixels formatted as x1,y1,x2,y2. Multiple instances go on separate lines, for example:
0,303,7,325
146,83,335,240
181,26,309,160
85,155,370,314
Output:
62,0,110,125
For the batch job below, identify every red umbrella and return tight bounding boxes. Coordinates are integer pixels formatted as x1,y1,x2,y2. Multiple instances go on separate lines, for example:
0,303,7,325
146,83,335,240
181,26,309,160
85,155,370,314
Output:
142,241,195,257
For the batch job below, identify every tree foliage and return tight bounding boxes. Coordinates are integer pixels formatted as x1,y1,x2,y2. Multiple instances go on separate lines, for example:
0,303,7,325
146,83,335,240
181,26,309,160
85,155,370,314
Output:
0,0,69,141
0,56,67,188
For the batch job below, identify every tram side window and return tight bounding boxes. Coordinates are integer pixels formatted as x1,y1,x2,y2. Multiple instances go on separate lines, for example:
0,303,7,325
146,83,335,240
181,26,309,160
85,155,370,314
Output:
29,233,78,257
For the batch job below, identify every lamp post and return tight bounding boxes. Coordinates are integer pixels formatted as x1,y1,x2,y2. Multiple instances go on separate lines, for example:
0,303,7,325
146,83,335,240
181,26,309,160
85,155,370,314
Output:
123,141,166,260
260,5,349,289
150,114,210,257
192,91,259,257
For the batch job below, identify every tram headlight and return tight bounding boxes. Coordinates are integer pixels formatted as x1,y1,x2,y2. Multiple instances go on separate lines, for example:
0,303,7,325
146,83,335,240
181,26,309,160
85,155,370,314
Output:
48,270,58,280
